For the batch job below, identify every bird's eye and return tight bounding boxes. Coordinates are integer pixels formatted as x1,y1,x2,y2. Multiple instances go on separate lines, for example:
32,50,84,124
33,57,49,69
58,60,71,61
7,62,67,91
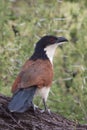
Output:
49,38,55,44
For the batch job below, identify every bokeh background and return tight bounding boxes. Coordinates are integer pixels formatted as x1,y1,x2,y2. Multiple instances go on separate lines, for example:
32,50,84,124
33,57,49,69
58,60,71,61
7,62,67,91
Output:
0,0,87,124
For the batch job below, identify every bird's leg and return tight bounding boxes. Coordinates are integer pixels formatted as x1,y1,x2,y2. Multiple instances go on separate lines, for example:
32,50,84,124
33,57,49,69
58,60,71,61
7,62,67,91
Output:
40,98,51,114
31,101,38,112
43,98,47,111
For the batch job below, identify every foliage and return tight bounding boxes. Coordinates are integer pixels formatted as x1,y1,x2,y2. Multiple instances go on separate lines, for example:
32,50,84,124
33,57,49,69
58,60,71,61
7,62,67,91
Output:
0,0,87,124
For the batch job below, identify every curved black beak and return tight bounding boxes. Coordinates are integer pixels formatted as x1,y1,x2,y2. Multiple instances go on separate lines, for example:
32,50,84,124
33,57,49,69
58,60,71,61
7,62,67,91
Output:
57,37,68,44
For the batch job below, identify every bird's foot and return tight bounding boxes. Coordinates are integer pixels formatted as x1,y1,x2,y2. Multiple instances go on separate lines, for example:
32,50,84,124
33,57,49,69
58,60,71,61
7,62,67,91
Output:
31,102,38,112
40,108,51,115
41,98,51,114
33,104,38,111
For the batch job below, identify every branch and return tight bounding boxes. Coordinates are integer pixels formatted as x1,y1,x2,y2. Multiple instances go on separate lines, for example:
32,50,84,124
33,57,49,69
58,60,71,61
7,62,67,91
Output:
0,93,87,130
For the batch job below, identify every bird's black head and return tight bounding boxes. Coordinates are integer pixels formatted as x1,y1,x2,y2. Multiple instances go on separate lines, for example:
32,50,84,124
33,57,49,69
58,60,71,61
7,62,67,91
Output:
30,35,68,61
35,35,68,51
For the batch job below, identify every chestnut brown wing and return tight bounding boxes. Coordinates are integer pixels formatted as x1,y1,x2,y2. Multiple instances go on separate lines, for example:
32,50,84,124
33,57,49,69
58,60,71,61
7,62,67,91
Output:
12,59,53,93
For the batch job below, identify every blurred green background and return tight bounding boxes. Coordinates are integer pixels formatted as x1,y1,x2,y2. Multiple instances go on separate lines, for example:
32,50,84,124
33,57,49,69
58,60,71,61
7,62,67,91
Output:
0,0,87,124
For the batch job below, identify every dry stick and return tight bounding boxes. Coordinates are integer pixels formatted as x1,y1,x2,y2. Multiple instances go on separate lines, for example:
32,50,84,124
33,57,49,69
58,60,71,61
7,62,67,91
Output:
0,104,26,130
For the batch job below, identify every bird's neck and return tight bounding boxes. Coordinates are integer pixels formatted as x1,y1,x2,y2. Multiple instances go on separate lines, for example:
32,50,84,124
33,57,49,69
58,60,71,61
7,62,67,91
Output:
30,48,49,61
30,44,58,63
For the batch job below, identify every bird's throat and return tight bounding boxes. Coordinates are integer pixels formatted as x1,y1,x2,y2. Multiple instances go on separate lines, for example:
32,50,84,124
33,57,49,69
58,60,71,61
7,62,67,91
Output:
44,44,58,64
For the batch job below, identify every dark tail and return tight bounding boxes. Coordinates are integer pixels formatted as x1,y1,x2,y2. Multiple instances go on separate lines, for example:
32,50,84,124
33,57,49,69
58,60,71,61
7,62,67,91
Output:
8,86,37,113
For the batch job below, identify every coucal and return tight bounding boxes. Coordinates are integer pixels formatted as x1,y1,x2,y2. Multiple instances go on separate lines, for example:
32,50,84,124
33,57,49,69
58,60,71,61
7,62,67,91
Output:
8,35,68,113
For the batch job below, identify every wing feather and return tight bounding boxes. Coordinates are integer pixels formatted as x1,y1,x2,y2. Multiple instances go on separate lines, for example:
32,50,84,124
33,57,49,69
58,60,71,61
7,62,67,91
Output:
12,59,53,93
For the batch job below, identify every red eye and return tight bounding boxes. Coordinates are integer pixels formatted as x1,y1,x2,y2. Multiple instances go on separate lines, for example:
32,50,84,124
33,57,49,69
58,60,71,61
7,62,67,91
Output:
49,38,55,43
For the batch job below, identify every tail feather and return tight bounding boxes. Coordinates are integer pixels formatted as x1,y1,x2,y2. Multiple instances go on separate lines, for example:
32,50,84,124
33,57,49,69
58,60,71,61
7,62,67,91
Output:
8,86,37,113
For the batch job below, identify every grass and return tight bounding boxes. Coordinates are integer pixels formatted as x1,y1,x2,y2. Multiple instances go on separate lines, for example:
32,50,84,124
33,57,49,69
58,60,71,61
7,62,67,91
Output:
0,0,87,124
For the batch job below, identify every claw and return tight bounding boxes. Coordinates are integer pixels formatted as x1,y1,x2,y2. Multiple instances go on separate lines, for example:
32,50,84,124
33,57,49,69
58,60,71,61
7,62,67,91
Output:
40,109,51,114
31,102,38,112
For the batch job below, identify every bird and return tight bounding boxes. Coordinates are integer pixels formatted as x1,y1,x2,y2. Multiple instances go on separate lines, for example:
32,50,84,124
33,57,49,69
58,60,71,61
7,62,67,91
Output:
8,35,68,113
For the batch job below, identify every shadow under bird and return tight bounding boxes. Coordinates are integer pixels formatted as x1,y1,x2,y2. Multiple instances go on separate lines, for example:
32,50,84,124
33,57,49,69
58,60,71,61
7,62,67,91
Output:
8,35,68,113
